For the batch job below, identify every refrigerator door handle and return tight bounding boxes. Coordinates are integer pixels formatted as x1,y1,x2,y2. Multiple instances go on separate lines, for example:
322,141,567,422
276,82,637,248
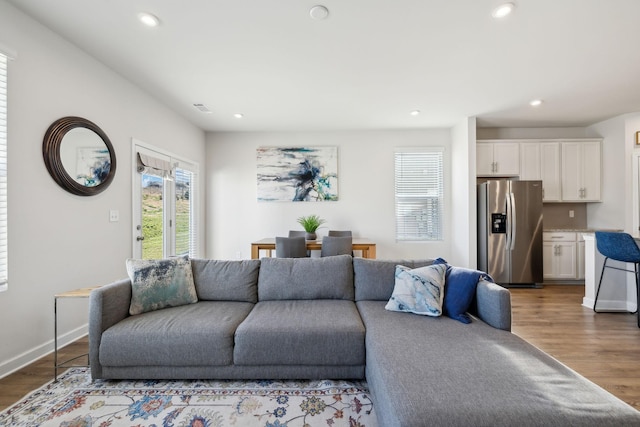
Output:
510,192,517,250
505,192,512,250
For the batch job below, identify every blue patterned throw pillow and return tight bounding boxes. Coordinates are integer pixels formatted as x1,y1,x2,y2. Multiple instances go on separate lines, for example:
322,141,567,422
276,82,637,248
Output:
385,263,447,316
126,256,198,315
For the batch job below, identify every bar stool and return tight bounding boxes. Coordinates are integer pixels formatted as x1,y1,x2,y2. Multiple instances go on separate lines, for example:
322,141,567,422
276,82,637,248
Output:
594,231,640,327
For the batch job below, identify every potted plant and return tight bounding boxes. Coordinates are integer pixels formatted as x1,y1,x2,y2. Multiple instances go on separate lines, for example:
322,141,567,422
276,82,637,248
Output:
297,214,326,240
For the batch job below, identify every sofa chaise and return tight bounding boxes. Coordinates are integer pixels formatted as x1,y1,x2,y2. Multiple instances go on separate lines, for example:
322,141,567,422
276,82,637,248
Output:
89,254,640,426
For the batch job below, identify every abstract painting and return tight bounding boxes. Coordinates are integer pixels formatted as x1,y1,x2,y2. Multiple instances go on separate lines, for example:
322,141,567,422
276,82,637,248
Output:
257,146,338,202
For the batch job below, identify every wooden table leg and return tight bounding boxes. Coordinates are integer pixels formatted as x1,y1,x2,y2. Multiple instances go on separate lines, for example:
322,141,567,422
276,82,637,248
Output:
367,245,376,259
251,245,259,259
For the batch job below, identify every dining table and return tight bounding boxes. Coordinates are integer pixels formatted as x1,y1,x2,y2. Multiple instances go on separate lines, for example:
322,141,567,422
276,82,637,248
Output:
251,237,376,259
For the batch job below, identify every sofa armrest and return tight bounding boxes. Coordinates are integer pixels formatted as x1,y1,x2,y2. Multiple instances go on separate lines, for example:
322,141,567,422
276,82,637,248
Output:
474,280,511,331
89,279,132,379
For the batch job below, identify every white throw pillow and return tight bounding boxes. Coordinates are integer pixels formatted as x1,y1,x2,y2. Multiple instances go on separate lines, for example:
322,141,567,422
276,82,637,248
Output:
385,263,447,316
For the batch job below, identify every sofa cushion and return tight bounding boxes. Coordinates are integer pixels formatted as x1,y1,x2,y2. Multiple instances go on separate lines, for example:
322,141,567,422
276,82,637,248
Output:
258,255,354,301
126,256,198,315
385,263,446,316
191,259,260,303
100,301,254,367
353,258,434,301
358,300,640,427
234,300,365,366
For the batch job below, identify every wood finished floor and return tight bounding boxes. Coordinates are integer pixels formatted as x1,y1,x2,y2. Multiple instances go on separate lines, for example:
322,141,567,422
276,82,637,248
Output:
0,285,639,412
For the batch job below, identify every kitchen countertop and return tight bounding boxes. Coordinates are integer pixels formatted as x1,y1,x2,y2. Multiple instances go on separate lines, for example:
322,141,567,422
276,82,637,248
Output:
544,228,622,232
544,229,596,233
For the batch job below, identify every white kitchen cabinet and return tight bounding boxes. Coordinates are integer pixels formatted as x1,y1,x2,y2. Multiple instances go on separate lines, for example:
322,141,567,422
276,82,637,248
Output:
561,140,601,202
543,232,578,280
519,142,561,202
477,142,519,176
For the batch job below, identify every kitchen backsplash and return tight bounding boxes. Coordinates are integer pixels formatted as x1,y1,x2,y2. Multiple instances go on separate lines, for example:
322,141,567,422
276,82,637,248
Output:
543,203,587,229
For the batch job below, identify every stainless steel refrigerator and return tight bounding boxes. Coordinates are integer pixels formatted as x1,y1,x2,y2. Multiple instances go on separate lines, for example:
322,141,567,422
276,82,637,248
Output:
477,180,543,287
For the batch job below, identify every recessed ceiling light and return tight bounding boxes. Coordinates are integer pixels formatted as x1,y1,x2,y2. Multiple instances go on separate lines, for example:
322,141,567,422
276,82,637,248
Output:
310,5,329,20
410,110,421,116
138,12,160,27
234,113,244,119
529,99,543,107
492,3,515,18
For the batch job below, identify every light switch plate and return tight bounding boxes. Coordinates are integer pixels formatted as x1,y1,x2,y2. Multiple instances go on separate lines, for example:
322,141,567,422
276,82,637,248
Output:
109,209,119,222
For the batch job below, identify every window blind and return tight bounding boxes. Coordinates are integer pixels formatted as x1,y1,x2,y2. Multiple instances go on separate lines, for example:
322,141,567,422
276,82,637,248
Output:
0,53,8,291
395,148,444,241
174,165,198,257
137,152,173,179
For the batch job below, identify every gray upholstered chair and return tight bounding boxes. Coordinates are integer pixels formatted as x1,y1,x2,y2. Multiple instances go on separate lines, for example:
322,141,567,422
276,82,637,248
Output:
288,230,307,238
288,230,311,255
321,236,353,257
328,230,352,237
275,236,308,258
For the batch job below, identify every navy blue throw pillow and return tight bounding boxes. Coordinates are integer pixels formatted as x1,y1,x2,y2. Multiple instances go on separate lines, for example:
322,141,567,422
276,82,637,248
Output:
433,258,494,324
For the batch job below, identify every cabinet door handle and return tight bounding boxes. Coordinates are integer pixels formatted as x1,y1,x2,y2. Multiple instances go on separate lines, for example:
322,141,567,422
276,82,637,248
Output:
579,187,586,198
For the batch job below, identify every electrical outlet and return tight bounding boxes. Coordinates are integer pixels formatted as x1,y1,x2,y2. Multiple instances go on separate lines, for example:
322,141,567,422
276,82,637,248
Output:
569,210,575,218
236,251,242,259
109,209,119,222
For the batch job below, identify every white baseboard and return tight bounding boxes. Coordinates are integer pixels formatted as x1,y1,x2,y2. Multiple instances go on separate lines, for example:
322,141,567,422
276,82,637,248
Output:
0,324,88,380
584,297,637,312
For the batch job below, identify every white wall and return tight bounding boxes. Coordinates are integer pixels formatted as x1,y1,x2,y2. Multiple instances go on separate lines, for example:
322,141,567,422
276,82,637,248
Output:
586,115,628,230
477,127,594,140
206,129,453,261
450,117,476,267
0,1,205,377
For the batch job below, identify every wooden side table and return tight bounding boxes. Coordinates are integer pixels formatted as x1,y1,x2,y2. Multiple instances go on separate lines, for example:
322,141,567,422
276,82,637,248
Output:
54,286,100,381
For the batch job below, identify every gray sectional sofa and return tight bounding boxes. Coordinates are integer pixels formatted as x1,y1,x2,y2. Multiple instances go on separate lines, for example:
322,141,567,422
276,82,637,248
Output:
89,255,640,426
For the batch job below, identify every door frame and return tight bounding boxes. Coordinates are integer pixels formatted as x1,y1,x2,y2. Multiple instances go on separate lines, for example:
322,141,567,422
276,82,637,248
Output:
131,138,200,259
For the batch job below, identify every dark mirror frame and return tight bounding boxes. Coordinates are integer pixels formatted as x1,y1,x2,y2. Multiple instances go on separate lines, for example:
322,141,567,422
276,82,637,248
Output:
42,116,117,196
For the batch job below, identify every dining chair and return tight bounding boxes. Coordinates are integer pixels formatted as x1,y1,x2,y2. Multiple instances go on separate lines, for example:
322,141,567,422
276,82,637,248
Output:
288,230,312,255
328,230,352,237
275,236,308,258
320,236,353,257
594,231,640,327
288,230,306,238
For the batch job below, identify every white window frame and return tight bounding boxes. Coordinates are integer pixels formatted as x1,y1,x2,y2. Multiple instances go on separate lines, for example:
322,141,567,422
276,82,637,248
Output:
0,50,10,292
395,147,445,242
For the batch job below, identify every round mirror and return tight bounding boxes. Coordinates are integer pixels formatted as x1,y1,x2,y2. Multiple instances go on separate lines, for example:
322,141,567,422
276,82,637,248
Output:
42,116,116,196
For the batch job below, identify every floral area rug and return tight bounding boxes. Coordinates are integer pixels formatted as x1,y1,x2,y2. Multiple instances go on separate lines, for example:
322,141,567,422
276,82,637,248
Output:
0,368,377,427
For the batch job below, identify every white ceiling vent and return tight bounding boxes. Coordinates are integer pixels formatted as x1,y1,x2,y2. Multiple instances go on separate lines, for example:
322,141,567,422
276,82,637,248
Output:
193,103,212,113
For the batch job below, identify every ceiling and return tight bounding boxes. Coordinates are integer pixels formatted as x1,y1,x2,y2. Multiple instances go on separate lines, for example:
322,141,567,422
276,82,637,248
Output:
7,0,640,132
